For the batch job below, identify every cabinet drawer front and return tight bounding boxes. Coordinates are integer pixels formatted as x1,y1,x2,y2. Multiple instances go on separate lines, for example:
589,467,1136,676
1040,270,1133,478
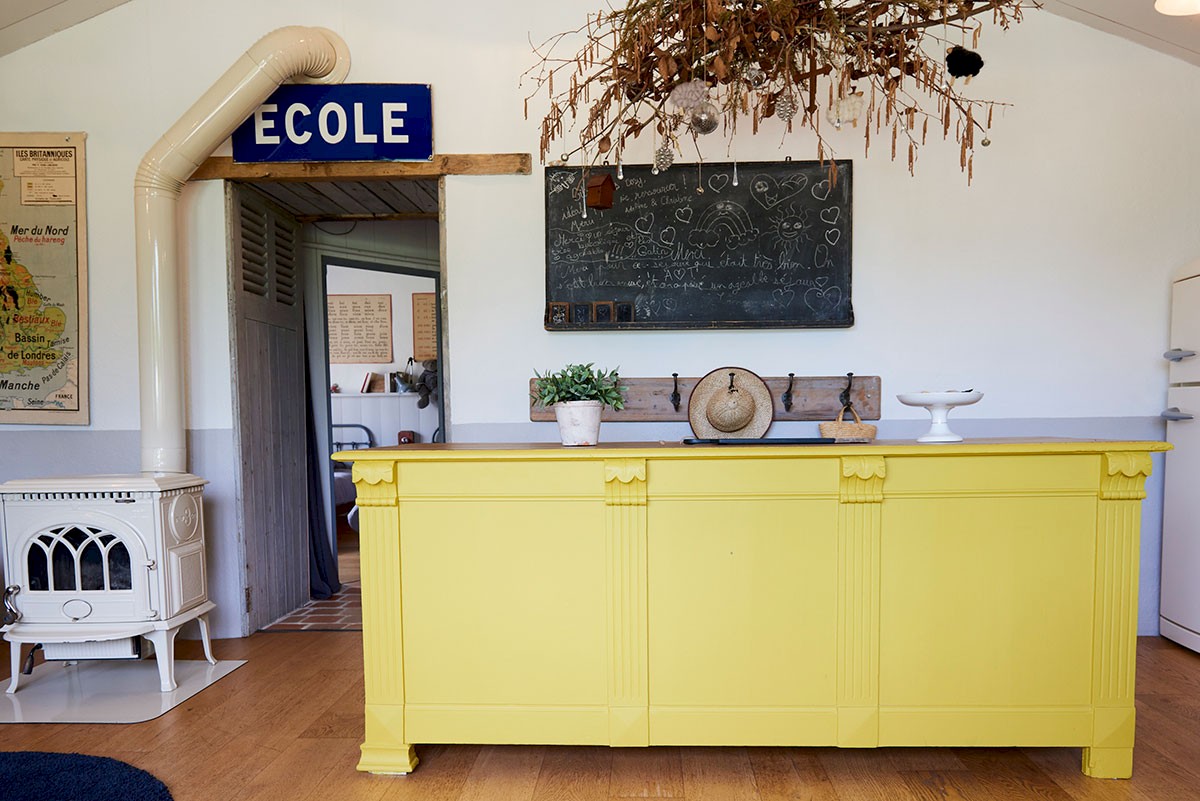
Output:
398,460,605,499
884,455,1098,496
649,458,838,499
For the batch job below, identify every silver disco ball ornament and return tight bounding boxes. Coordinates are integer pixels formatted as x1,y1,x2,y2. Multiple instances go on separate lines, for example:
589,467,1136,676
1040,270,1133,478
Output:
654,144,675,172
690,102,720,135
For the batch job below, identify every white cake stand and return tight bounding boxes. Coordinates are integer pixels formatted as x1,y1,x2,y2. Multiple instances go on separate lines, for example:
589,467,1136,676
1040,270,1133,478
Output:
896,391,983,443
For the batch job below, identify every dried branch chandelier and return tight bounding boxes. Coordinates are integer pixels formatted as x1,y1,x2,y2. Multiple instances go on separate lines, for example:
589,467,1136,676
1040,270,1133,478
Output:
525,1,1031,180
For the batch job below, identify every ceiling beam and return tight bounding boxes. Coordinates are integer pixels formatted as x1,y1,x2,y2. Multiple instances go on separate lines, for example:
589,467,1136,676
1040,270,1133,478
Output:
190,154,532,182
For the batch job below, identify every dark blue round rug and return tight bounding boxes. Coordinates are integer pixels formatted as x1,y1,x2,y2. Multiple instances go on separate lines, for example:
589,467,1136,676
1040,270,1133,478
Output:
0,752,172,801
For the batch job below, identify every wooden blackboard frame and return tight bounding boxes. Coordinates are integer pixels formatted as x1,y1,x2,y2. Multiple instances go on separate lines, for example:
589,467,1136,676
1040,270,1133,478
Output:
544,160,853,331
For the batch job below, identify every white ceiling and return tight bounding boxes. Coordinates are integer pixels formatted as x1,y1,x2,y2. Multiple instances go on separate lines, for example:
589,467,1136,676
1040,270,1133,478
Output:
0,0,132,58
0,1,1198,66
1040,0,1200,66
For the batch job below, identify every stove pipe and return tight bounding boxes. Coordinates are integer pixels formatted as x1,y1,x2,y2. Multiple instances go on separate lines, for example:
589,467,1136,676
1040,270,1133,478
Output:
134,26,350,473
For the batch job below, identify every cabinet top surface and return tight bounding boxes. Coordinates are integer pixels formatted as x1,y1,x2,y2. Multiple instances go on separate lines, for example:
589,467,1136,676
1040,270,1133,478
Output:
334,438,1169,462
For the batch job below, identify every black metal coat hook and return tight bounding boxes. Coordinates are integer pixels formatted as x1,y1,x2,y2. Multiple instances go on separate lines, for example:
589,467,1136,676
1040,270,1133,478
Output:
839,372,855,410
670,373,681,412
782,373,795,412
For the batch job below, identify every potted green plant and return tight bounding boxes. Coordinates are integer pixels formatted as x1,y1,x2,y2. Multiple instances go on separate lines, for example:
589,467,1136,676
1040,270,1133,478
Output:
531,363,625,446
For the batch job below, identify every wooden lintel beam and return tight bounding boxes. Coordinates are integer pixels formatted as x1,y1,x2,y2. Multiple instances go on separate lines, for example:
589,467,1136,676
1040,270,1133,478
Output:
295,212,438,222
190,154,532,182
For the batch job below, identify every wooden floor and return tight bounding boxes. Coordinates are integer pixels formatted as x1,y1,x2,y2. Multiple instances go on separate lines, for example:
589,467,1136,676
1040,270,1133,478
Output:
2,635,1199,801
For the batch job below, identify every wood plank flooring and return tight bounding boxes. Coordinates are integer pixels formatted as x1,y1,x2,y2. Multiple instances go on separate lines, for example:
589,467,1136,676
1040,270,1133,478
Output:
2,635,1198,801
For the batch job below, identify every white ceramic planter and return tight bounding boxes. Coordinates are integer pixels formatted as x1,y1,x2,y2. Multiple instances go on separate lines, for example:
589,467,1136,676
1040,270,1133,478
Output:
554,400,603,446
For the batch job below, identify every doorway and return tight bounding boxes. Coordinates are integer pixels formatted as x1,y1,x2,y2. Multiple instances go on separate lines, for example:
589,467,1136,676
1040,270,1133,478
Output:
202,155,524,634
321,253,444,584
227,179,447,630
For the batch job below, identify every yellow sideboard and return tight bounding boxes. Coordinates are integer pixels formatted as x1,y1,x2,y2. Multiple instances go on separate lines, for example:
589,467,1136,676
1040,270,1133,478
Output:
336,440,1168,778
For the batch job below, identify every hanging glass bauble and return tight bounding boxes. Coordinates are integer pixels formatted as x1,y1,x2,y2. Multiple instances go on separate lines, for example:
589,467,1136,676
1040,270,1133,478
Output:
744,65,767,89
776,93,798,122
690,102,720,135
654,144,675,172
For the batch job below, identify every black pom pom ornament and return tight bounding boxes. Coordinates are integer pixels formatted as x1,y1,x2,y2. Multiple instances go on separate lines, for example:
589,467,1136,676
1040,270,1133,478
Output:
946,45,984,83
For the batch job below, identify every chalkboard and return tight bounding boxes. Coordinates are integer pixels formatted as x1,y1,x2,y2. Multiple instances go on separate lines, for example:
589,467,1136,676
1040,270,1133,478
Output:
545,160,852,330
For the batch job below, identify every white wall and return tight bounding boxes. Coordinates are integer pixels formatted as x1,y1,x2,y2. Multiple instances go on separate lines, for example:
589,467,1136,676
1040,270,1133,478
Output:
325,266,436,391
1,1,1196,636
1,2,1191,434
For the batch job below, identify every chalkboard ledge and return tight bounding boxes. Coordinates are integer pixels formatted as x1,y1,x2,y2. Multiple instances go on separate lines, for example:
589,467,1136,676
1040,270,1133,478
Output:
545,317,854,332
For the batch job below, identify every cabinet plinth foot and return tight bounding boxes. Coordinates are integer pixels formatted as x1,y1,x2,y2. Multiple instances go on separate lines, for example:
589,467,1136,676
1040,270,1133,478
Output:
1082,746,1132,779
358,743,418,775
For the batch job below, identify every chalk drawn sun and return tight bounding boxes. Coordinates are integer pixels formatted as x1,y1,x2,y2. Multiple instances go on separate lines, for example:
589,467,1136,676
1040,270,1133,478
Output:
767,204,812,260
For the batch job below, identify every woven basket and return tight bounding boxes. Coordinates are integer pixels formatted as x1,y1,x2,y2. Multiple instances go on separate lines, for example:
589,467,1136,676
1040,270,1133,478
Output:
819,405,877,443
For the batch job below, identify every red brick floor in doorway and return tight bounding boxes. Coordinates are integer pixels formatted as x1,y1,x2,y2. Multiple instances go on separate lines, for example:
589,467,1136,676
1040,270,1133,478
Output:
262,582,362,632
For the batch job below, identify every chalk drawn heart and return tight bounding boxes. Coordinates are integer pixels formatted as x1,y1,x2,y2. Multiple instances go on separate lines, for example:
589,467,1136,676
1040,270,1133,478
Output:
816,276,829,288
660,226,676,245
675,207,694,224
708,174,730,193
814,245,831,269
749,174,807,210
772,288,796,307
811,180,831,201
825,228,841,246
635,213,655,235
820,207,840,224
805,285,842,314
674,268,688,280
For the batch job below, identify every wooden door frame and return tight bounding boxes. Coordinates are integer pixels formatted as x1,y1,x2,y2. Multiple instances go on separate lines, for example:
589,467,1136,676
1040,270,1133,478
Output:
206,153,528,620
197,151,530,446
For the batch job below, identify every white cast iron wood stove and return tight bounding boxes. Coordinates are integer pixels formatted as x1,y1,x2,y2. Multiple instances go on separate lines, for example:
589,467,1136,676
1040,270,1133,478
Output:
1,473,215,692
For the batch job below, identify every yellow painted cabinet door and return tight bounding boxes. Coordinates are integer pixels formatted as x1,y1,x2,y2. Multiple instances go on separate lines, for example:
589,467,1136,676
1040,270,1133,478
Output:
399,460,610,744
877,455,1097,746
646,458,840,745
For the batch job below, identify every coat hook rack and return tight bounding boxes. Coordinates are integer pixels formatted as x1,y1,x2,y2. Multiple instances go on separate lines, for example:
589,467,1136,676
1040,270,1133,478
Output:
530,374,881,422
839,372,855,410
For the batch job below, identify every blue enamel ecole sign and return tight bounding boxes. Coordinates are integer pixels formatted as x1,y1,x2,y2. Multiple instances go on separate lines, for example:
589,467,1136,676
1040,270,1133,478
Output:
231,84,433,162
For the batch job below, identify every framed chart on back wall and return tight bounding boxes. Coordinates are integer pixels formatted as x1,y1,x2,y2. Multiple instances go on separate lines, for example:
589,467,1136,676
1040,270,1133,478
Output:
0,132,89,424
544,160,852,330
327,294,393,364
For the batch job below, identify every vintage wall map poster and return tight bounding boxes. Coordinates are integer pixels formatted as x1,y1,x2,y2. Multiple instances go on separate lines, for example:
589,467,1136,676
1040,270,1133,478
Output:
0,133,88,424
327,294,393,363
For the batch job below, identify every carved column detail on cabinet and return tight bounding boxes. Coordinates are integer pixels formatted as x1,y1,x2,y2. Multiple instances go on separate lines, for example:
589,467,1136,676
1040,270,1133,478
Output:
837,455,886,747
604,459,649,745
1085,452,1152,779
351,460,417,774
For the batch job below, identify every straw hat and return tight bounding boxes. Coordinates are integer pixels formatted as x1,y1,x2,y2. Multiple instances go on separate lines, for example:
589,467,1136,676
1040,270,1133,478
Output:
688,367,773,439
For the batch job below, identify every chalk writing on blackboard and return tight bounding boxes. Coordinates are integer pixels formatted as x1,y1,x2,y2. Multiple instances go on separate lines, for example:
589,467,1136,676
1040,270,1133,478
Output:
545,160,852,330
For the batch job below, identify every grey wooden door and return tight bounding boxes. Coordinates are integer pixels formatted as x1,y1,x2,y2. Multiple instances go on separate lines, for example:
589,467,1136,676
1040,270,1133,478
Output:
229,185,309,633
